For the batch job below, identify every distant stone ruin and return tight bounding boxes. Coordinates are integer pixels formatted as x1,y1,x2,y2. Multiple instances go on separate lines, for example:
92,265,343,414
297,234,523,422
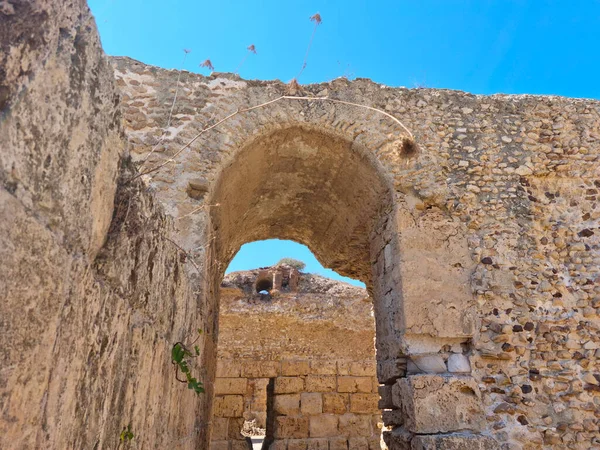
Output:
1,1,600,449
213,268,379,449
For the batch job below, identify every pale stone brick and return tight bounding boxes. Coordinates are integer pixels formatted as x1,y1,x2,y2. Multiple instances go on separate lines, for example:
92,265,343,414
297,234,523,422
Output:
241,360,279,378
309,414,339,438
213,395,244,418
282,359,311,376
216,359,242,378
323,393,349,414
300,392,323,415
349,393,380,414
227,417,246,440
214,377,247,395
337,376,372,393
349,360,376,376
274,394,301,416
288,439,308,450
338,413,373,437
274,416,309,439
306,438,329,449
305,375,336,392
275,377,305,394
398,374,485,434
310,360,337,375
329,437,349,450
348,437,368,449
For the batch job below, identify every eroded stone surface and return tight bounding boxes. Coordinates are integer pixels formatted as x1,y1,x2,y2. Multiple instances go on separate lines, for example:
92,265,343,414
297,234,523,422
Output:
399,375,485,434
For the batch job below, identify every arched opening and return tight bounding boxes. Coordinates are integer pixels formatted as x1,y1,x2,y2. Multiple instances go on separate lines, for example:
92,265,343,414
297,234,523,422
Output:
215,240,378,449
205,125,397,448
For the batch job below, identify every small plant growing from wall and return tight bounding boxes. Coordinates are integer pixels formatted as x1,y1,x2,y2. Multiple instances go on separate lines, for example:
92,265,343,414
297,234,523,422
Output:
119,424,134,444
276,257,306,271
171,329,205,395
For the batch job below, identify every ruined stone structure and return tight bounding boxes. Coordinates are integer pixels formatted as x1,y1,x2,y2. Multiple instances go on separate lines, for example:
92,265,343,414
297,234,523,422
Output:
212,268,380,449
2,1,600,449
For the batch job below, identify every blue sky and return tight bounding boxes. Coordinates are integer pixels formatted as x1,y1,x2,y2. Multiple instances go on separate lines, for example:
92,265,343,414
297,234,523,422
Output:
89,0,600,286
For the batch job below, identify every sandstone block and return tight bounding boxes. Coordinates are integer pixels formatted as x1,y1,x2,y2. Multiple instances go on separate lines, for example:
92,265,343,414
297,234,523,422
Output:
274,394,301,416
274,416,309,439
398,375,484,434
282,359,311,376
338,413,373,437
288,439,308,450
323,393,349,414
337,376,372,393
242,360,279,378
215,377,247,395
349,361,377,376
306,375,336,392
301,393,323,415
348,437,368,450
227,417,246,440
217,359,242,377
311,360,337,375
211,417,229,440
349,393,380,414
275,377,305,394
309,414,339,438
329,437,349,449
213,395,244,418
411,433,500,450
307,438,329,449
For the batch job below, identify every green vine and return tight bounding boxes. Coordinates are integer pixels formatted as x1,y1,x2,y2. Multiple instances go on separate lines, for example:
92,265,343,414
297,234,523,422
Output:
171,329,205,395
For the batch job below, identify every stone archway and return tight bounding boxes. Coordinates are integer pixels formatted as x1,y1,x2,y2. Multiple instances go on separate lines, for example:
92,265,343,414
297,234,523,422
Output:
200,124,495,449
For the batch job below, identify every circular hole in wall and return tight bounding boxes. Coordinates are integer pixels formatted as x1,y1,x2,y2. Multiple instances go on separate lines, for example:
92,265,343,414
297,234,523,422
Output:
255,278,273,294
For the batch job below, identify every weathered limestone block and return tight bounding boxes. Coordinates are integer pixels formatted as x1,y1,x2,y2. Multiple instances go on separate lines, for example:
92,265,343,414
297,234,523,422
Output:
337,376,372,393
301,393,323,415
214,395,244,418
215,377,248,395
274,394,301,416
323,393,349,414
309,414,339,438
349,393,380,413
399,375,485,434
411,433,499,450
283,360,311,376
338,413,373,437
274,417,310,439
306,375,337,392
396,206,476,343
275,377,305,394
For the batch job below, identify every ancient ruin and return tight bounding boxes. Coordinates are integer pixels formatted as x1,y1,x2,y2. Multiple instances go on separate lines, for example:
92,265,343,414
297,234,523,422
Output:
213,267,380,449
1,1,600,449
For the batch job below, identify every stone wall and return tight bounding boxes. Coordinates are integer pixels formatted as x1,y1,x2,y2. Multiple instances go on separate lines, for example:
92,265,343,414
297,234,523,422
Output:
2,0,600,448
0,2,210,448
211,270,381,449
112,55,600,450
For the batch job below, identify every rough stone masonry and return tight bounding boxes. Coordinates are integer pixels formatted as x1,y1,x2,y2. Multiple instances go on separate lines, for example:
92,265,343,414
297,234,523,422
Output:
1,1,600,449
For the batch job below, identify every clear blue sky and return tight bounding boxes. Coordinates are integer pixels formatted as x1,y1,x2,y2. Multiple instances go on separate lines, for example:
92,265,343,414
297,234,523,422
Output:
89,0,600,286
